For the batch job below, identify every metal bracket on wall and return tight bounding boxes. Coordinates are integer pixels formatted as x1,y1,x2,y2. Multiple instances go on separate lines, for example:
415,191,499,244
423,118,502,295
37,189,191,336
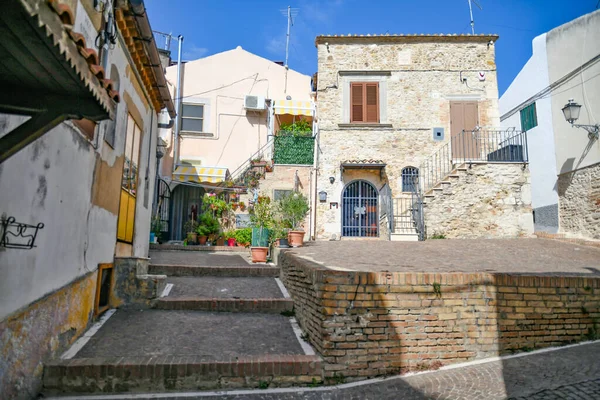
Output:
0,216,44,250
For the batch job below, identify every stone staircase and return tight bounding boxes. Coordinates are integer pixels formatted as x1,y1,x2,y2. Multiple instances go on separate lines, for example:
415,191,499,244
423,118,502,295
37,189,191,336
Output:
43,251,321,396
422,163,468,203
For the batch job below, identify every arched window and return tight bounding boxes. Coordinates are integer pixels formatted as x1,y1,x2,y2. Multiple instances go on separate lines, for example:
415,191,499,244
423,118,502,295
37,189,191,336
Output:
402,167,419,192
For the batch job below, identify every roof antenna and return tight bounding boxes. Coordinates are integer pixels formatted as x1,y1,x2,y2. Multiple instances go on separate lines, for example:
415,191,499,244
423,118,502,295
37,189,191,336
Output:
468,0,483,35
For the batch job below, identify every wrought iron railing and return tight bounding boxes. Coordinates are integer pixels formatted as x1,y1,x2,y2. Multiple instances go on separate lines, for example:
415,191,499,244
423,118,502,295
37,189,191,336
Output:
391,182,425,240
1,216,44,249
225,138,275,187
420,129,528,193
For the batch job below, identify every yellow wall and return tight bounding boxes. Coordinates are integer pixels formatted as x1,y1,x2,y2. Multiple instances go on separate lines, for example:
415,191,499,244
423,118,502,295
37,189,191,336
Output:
0,271,97,400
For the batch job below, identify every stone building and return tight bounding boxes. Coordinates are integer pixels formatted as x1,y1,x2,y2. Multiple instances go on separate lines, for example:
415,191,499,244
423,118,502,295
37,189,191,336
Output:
0,0,174,398
314,34,533,240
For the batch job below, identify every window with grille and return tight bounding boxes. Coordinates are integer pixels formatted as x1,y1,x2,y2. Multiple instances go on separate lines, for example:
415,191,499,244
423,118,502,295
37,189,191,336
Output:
520,102,537,131
350,82,379,123
181,103,204,133
273,189,293,201
402,167,419,192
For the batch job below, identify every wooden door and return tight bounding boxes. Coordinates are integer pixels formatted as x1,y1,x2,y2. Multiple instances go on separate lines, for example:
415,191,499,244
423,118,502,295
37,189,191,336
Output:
450,102,479,160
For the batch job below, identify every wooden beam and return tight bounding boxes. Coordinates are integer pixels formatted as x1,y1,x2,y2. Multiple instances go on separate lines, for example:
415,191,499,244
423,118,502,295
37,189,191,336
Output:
0,110,67,163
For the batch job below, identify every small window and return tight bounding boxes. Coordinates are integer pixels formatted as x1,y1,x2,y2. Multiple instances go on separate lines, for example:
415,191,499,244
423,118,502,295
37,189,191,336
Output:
182,103,204,133
350,82,379,123
95,264,113,315
520,102,537,131
402,167,419,193
273,189,293,201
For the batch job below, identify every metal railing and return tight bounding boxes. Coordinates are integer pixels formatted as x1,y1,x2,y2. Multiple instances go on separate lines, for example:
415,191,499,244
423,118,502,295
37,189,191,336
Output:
226,138,275,186
420,128,528,193
391,183,425,240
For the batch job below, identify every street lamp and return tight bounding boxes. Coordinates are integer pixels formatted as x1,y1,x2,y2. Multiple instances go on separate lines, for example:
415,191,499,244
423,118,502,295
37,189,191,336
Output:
561,99,599,140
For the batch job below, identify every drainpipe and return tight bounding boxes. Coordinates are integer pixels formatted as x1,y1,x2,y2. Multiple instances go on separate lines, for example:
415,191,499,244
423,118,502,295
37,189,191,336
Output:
173,34,184,172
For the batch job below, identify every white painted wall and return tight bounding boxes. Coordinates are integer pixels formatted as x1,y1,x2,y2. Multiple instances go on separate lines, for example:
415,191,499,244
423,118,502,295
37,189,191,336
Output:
499,34,559,213
546,10,600,174
0,28,159,321
159,46,312,176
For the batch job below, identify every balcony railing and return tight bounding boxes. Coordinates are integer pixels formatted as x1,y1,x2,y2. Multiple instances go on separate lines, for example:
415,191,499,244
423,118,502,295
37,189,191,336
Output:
421,129,528,193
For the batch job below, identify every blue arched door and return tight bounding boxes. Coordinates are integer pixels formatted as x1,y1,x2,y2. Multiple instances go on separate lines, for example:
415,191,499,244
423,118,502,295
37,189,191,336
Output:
342,180,379,237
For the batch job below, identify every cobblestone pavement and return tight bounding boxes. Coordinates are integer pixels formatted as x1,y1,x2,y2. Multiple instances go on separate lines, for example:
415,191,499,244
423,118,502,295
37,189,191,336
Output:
167,277,284,298
75,310,303,360
290,239,600,274
149,251,250,266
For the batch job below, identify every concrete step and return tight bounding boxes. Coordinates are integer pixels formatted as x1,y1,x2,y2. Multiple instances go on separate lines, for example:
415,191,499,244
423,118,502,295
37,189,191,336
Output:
150,244,248,252
43,309,320,394
155,297,294,313
149,264,280,277
43,354,321,394
391,233,419,241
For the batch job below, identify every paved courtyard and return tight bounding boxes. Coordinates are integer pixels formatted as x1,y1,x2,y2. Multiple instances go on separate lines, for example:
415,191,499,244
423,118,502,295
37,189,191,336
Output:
288,239,600,274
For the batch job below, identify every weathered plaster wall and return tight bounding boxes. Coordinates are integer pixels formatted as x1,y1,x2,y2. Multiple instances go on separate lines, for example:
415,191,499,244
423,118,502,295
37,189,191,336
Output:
424,163,533,238
0,6,160,398
315,38,500,239
557,162,600,239
0,271,97,400
111,257,166,308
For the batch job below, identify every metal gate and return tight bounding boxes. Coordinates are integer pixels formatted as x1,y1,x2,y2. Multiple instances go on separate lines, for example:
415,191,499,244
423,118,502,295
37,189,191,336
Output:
342,180,379,237
155,178,171,241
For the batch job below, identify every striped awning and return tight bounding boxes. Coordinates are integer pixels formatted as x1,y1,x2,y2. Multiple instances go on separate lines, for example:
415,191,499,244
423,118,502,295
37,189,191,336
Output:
273,100,314,116
172,165,228,184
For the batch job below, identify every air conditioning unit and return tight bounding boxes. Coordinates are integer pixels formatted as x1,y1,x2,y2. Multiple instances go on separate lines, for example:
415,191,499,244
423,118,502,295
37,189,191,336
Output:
244,95,266,111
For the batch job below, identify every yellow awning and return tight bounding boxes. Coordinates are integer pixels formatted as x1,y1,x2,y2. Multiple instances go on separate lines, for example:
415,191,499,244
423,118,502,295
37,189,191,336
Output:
173,165,228,184
274,100,314,116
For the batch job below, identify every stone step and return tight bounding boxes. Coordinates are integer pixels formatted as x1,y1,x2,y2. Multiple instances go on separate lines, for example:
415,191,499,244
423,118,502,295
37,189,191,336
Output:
43,354,322,394
149,264,280,277
150,244,248,252
155,297,294,313
390,233,419,241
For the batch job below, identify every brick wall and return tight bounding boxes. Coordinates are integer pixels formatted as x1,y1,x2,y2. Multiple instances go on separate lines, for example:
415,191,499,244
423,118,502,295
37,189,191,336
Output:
279,251,600,380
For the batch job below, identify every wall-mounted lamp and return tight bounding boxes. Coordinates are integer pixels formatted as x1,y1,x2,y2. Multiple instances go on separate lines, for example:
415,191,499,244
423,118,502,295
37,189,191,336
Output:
319,191,327,202
156,139,167,159
562,99,599,140
329,176,335,184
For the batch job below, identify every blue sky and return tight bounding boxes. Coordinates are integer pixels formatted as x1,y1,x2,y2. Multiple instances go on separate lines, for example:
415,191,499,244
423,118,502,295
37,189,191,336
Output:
145,0,599,96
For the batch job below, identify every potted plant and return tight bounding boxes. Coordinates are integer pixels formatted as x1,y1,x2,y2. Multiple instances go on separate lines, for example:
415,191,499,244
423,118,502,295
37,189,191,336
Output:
277,192,310,247
235,228,252,247
249,195,273,263
150,215,162,244
224,230,237,246
184,219,199,245
250,157,267,167
271,225,290,248
239,201,246,212
197,212,220,245
265,161,274,173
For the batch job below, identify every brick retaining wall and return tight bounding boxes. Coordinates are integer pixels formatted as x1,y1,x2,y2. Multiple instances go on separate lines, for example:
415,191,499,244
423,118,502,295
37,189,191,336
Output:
279,251,600,380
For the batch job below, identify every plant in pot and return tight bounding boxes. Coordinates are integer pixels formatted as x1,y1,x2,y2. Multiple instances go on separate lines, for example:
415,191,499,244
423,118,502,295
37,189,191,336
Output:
224,230,237,246
271,224,290,248
150,215,162,244
235,227,252,247
197,212,220,245
249,195,273,263
277,192,310,247
184,219,199,245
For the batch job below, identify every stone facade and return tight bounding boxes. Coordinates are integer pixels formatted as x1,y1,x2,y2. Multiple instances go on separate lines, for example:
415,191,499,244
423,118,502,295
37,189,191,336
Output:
315,36,501,240
557,162,600,239
279,251,600,380
424,163,533,238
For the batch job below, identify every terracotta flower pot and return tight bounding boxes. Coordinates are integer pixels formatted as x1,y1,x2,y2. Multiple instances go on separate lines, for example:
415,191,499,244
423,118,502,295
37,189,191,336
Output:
198,235,208,245
288,230,305,247
216,237,225,246
251,247,268,263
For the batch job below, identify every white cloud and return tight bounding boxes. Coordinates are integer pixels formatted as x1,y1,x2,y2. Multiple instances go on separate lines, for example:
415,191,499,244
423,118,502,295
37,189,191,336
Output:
183,44,208,60
266,36,286,56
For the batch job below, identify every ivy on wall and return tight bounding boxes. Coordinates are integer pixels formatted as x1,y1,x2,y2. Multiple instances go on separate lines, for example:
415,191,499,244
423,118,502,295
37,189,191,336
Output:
273,135,314,165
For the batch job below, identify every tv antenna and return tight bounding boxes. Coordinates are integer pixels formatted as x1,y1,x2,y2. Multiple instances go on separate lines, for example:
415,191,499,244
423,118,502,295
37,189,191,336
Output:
467,0,482,35
280,6,299,68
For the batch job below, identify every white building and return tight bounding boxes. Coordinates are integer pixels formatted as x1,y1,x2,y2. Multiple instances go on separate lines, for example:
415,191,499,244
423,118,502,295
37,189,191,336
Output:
500,10,600,238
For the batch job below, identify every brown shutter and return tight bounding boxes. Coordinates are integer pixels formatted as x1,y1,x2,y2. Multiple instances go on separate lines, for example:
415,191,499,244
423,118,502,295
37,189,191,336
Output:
351,83,364,122
365,83,379,123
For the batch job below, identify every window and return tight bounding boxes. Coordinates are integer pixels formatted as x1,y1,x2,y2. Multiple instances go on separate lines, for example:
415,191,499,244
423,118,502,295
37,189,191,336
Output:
94,264,113,316
350,82,379,123
104,65,120,148
117,114,142,243
402,167,419,192
273,189,293,201
520,102,537,131
181,103,204,133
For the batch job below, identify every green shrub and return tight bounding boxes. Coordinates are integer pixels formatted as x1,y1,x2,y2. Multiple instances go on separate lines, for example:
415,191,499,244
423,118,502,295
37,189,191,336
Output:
197,212,220,237
276,192,309,230
234,228,252,246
